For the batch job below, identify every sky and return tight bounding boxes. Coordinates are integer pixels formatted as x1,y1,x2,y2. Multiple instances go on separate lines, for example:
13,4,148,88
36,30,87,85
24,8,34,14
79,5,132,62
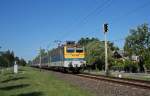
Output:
0,0,150,61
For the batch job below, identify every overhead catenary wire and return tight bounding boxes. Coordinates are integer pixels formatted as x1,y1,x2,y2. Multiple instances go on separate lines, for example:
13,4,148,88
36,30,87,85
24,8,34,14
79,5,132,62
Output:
109,0,150,25
60,0,115,40
59,0,114,41
81,0,113,24
85,0,150,45
47,0,150,50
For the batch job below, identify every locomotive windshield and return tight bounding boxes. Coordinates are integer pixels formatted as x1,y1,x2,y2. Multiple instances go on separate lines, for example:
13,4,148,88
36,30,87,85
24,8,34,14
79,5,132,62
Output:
67,48,75,53
76,48,83,53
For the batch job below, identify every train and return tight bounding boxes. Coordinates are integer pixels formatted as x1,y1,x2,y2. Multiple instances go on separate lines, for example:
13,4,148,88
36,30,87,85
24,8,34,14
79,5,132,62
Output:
32,41,86,73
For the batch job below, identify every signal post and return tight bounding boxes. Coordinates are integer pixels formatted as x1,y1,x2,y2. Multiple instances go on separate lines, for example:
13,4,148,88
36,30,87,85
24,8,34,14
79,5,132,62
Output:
103,23,109,76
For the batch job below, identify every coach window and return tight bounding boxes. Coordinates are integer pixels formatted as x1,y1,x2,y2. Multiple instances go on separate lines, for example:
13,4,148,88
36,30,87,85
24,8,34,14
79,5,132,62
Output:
76,48,83,53
67,48,75,53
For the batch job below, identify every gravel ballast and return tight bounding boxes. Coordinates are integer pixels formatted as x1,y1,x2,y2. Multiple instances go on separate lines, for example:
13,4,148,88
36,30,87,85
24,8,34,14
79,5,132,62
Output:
51,71,150,96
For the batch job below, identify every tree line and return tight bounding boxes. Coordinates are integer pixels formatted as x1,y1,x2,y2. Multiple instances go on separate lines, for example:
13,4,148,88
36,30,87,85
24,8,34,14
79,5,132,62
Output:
124,23,150,72
0,50,27,68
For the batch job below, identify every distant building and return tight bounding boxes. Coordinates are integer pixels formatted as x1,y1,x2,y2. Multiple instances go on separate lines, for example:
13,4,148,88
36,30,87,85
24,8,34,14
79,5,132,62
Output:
113,49,125,59
131,55,139,62
113,50,140,62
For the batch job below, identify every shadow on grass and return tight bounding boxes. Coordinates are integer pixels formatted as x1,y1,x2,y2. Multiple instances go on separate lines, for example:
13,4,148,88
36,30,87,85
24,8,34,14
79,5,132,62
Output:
4,72,14,75
19,68,26,72
1,76,27,83
0,84,30,90
13,92,43,96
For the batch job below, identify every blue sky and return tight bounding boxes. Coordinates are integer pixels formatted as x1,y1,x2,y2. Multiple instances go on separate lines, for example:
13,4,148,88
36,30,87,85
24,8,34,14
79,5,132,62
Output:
0,0,150,61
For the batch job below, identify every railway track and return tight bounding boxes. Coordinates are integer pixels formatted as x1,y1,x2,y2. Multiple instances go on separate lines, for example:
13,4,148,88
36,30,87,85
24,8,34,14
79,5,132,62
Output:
76,73,150,90
34,67,150,90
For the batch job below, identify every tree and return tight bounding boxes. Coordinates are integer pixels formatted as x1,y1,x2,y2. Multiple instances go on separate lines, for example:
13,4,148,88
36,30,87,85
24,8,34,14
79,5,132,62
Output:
18,58,27,66
77,37,118,70
77,37,99,47
0,49,26,67
85,39,116,70
124,23,150,70
1,50,15,67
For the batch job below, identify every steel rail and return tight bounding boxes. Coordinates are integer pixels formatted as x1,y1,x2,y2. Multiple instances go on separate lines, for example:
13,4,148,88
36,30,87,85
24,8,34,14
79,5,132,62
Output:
76,73,150,90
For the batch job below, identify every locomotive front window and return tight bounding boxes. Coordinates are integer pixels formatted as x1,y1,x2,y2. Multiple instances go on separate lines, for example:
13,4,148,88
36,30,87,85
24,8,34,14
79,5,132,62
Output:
76,48,83,53
67,48,75,53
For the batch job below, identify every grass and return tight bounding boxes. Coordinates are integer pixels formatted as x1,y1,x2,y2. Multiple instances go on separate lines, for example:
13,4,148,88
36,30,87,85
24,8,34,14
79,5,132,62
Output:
122,75,150,81
0,67,93,96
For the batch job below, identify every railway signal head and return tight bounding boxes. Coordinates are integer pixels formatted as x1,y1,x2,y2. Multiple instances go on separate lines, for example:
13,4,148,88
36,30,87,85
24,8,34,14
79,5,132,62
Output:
103,23,108,33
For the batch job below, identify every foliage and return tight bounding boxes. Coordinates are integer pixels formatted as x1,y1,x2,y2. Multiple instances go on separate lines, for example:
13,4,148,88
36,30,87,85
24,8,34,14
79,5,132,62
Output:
85,40,105,70
111,59,138,72
82,38,117,70
15,57,27,66
0,50,15,67
143,49,150,69
124,60,138,73
124,23,150,55
77,37,99,46
124,23,150,69
111,59,125,70
0,50,27,67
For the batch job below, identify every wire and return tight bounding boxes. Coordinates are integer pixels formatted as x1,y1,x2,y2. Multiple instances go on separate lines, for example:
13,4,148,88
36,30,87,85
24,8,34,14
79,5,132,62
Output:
81,0,113,24
86,0,150,38
83,0,113,25
85,1,150,46
47,1,150,50
109,1,150,25
77,0,113,38
59,0,114,41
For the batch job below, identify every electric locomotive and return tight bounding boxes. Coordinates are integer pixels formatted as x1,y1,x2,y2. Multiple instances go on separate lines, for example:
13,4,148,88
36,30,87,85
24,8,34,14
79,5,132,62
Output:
50,41,86,73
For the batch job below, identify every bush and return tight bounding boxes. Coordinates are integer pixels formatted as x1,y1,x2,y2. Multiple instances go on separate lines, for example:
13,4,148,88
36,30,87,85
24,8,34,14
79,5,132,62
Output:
110,59,125,71
144,52,150,70
110,59,138,73
124,60,138,73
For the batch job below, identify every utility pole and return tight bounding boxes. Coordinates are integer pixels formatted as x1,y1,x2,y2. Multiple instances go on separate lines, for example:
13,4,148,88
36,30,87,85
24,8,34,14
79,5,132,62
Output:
103,23,109,76
38,47,42,69
0,46,2,74
49,51,51,66
47,44,51,67
54,40,62,66
0,46,2,55
47,50,50,66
